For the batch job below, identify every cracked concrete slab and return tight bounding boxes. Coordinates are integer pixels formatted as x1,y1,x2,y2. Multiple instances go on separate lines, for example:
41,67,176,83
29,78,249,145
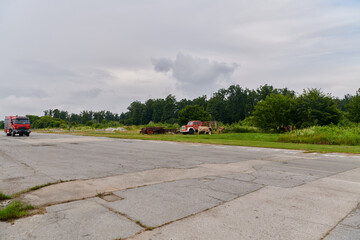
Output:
324,203,360,240
2,133,360,240
22,160,268,207
105,177,262,227
2,133,336,195
0,198,143,240
323,225,360,240
130,168,360,240
341,208,360,229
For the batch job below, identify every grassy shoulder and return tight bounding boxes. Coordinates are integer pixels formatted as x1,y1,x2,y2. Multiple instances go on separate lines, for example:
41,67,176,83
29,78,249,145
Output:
37,128,360,154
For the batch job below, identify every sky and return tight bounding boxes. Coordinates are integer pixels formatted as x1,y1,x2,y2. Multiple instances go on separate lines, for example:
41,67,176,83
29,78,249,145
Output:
0,0,360,117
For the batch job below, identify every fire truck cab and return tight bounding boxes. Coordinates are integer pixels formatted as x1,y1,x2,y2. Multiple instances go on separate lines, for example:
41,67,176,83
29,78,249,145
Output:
180,120,218,135
4,116,31,137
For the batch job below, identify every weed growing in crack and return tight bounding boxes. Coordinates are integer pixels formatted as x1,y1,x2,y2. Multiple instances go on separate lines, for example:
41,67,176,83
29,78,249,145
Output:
0,192,12,200
0,201,34,221
12,179,76,198
97,192,105,198
135,220,153,230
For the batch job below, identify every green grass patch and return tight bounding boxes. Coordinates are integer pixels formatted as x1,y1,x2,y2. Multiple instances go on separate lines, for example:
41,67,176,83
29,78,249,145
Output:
0,192,12,200
0,201,34,221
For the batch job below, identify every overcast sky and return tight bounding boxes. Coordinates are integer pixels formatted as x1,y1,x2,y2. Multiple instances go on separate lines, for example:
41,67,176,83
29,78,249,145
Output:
1,0,360,117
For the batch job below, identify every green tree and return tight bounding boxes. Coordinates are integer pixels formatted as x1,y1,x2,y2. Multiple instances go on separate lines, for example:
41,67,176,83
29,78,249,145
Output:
161,94,177,123
192,95,207,109
127,101,145,125
178,105,212,125
293,89,342,128
207,89,229,123
335,94,353,111
152,99,165,123
253,94,293,132
346,89,360,123
52,109,60,119
26,115,41,125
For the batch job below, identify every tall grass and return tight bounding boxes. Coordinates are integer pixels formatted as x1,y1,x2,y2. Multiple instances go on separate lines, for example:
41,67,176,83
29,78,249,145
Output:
223,122,261,133
145,121,180,129
278,125,360,145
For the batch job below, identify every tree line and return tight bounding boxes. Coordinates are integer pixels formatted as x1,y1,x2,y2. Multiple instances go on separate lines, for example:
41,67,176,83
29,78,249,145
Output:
119,84,295,125
1,84,359,131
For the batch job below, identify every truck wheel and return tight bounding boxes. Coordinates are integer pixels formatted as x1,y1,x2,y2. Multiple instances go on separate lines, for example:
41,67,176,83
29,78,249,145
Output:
12,131,16,137
19,133,23,136
6,131,11,136
25,133,30,136
189,129,194,135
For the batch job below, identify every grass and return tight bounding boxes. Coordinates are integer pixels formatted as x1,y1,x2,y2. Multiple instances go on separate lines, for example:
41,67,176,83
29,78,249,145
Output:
279,125,360,146
0,201,34,221
0,181,71,221
13,181,61,197
0,192,12,200
38,127,360,154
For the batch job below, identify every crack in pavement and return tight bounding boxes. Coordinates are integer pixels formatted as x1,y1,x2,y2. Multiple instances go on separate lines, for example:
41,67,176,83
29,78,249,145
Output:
123,186,266,240
21,160,270,207
320,202,360,239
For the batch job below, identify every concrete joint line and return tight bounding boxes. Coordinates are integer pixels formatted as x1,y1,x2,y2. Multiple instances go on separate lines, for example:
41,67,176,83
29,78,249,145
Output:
22,160,270,207
124,186,266,240
320,202,360,239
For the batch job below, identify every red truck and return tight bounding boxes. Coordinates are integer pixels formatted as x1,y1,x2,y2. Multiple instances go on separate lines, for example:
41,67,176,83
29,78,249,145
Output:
180,120,218,134
4,116,31,137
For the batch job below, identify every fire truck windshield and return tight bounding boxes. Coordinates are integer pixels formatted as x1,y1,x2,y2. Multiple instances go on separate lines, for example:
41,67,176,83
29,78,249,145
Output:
15,119,30,124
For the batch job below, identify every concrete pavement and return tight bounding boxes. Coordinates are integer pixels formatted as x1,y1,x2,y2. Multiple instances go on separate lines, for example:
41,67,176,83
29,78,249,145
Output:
1,133,360,239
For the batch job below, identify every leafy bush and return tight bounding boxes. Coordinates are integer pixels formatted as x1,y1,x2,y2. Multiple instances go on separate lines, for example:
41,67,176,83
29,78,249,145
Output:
293,89,342,128
29,116,67,129
278,125,360,145
146,121,180,129
253,94,293,132
223,122,261,133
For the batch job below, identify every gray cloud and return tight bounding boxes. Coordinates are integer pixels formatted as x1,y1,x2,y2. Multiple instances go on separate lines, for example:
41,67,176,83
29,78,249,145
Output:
70,88,102,100
16,60,77,77
153,53,238,96
1,0,360,117
151,58,173,72
0,88,48,99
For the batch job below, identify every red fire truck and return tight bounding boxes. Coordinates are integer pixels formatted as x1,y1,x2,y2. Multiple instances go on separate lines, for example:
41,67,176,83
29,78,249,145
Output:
4,116,31,137
180,120,218,134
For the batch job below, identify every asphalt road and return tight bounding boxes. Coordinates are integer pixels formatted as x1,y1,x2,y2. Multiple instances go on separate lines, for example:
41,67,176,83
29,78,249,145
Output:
0,133,360,240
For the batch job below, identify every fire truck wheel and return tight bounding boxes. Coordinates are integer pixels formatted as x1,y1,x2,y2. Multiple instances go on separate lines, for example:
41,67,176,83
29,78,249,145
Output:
11,131,16,137
189,129,194,135
6,132,11,136
25,133,30,136
19,133,23,136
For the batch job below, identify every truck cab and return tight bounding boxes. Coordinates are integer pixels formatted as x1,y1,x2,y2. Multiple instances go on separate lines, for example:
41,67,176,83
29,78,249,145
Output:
180,121,218,134
4,116,31,137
